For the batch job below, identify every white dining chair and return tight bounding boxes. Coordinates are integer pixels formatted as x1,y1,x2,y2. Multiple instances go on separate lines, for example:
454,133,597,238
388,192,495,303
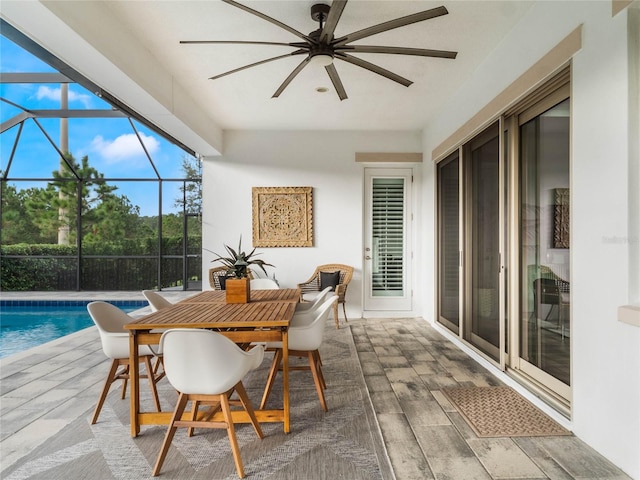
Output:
260,296,338,412
87,301,163,424
292,286,335,325
142,290,174,312
249,278,279,289
152,329,264,479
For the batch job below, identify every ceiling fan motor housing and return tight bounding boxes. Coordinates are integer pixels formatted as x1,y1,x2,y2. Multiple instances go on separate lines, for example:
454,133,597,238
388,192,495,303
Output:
310,3,331,23
309,29,334,58
310,4,334,61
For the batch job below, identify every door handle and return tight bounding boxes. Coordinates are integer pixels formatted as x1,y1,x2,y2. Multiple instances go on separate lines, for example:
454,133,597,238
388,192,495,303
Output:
365,256,372,260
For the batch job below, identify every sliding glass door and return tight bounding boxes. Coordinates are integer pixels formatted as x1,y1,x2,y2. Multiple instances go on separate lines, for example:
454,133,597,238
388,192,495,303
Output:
464,123,501,360
437,152,460,332
435,69,571,407
517,95,571,399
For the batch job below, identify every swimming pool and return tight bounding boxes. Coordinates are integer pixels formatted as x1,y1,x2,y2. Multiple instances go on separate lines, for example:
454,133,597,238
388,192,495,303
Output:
0,300,147,359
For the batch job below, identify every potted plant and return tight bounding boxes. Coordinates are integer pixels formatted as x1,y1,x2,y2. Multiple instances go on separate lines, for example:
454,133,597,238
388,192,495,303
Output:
211,236,274,303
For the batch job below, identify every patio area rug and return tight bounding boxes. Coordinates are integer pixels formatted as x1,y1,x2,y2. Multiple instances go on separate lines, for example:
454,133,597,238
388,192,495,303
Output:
442,386,571,438
1,323,390,480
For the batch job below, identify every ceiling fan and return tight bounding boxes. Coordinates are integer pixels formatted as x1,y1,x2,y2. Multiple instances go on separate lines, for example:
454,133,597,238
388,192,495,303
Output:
181,0,457,100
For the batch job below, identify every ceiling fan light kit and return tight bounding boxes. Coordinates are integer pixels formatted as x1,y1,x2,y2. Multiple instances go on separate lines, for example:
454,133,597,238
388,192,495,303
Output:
310,54,334,67
182,0,457,100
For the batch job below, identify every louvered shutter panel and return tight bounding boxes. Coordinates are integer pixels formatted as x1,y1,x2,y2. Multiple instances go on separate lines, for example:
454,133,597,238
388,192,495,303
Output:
372,178,404,295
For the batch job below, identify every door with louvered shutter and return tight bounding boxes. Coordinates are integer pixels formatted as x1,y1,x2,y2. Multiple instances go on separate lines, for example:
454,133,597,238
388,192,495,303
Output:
364,168,412,312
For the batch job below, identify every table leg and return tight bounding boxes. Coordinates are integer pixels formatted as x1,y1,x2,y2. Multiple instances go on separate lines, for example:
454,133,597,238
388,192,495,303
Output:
282,328,290,433
129,332,140,437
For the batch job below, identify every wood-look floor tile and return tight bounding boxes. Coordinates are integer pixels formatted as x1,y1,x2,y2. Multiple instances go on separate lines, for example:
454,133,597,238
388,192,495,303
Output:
413,424,476,459
400,399,450,426
364,374,393,392
370,390,403,414
467,437,546,479
525,436,632,479
428,456,493,480
377,413,435,480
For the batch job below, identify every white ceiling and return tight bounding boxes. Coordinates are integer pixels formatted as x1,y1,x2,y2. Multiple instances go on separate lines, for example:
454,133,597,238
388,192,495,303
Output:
0,0,534,155
98,0,532,131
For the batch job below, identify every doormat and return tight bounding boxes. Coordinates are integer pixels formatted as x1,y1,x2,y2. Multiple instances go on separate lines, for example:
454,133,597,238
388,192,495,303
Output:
442,386,571,438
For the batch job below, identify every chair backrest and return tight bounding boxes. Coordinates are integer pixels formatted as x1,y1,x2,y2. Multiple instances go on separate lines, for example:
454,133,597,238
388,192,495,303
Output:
209,266,255,290
209,266,228,290
301,264,354,303
317,263,353,284
293,287,336,326
532,265,570,292
296,286,334,311
142,290,173,312
288,296,338,351
534,278,560,305
250,278,279,290
87,301,131,359
160,329,264,395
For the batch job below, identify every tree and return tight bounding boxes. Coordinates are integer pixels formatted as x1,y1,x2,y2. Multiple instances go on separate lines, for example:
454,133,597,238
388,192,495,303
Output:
173,155,202,215
1,182,42,244
24,183,61,243
3,153,148,245
161,213,184,237
86,192,151,242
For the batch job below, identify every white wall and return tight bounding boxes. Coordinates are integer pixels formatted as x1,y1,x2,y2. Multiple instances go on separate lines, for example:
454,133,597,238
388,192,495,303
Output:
571,4,639,478
202,130,422,320
421,2,640,478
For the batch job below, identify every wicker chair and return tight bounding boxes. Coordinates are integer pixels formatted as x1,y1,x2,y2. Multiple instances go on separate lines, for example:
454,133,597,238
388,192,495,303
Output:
298,264,353,328
209,266,254,290
532,266,570,339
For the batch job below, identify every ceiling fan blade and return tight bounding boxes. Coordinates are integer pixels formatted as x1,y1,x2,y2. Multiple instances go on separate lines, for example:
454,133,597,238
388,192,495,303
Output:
272,58,311,98
341,45,457,59
181,40,309,48
320,0,348,44
209,51,306,80
335,6,449,45
337,53,413,87
325,63,348,100
222,0,311,42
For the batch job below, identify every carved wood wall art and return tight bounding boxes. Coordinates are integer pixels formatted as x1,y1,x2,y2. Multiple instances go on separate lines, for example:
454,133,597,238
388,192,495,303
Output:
553,188,569,248
252,187,313,247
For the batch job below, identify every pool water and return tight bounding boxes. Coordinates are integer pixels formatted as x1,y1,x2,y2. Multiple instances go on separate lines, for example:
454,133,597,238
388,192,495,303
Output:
0,301,147,359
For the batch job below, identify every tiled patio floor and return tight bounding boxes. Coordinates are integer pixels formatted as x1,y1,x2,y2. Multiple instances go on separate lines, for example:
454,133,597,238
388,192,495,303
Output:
0,291,632,479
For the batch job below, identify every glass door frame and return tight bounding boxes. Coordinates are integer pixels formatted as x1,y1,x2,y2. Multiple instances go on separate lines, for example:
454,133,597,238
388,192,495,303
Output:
506,84,572,406
460,121,507,368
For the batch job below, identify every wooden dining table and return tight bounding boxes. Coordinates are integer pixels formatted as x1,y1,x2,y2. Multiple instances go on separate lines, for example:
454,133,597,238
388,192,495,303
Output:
124,288,300,437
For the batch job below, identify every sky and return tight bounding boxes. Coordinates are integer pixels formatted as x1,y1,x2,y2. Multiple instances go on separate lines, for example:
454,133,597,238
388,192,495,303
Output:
0,35,198,217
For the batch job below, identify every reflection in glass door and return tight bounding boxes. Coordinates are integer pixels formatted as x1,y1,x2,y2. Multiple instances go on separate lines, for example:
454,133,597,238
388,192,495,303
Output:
465,123,501,360
518,98,571,395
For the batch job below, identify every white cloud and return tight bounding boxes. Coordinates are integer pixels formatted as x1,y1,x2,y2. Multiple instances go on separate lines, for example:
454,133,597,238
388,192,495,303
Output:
35,85,59,101
35,85,92,107
90,132,160,162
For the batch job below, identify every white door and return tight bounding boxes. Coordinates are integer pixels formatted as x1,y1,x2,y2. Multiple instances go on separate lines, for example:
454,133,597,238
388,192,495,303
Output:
363,168,412,311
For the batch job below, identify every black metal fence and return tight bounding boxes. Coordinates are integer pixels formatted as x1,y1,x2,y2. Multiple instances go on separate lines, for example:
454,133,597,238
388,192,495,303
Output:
0,236,202,291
